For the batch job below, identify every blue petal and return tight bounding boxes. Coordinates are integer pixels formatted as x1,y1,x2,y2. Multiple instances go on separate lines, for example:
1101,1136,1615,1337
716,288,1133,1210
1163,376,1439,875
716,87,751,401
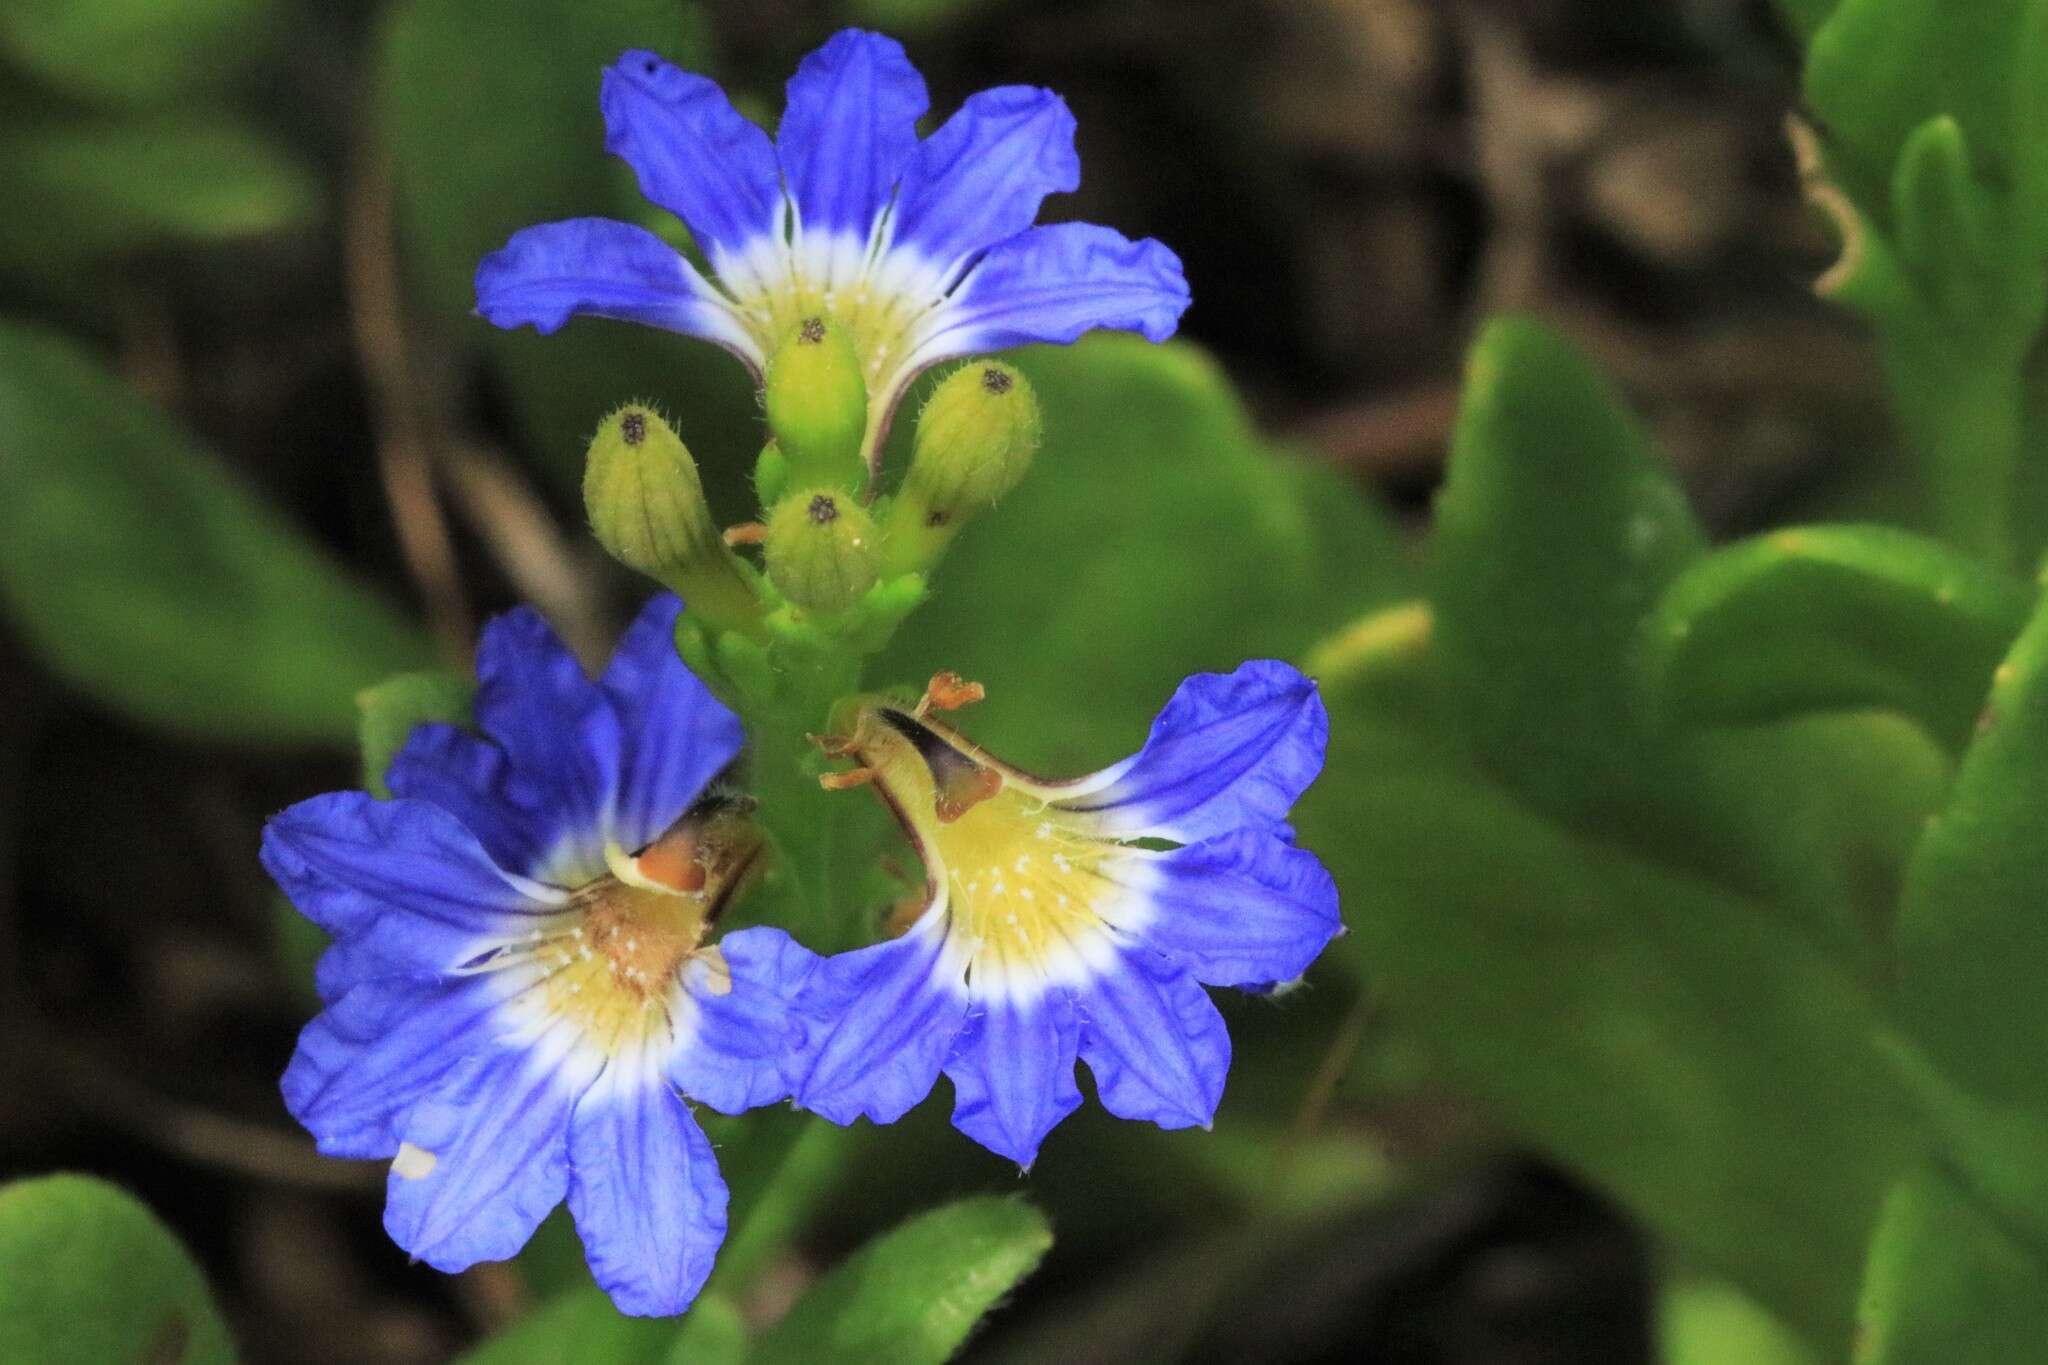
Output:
1075,949,1229,1130
668,927,817,1115
906,223,1188,367
385,722,555,880
942,988,1082,1169
778,30,927,241
1115,831,1341,989
1066,660,1327,843
262,792,553,971
892,86,1078,272
472,607,623,881
283,972,520,1158
384,1042,585,1271
598,595,745,854
601,51,782,267
568,1076,727,1317
474,218,746,347
787,923,969,1126
312,936,402,1006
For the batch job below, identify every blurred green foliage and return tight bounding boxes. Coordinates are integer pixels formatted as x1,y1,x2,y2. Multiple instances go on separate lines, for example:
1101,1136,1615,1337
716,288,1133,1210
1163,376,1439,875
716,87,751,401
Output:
0,1174,234,1365
0,321,429,740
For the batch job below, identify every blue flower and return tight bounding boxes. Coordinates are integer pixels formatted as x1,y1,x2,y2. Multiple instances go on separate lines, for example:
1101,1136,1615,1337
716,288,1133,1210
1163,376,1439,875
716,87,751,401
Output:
264,597,815,1317
785,662,1341,1169
474,29,1190,460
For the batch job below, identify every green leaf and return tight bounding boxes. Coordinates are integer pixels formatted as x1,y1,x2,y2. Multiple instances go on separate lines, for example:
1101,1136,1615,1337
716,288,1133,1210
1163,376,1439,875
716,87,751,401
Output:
1431,316,1703,811
749,1197,1052,1365
878,334,1405,772
1640,523,2029,748
1855,1167,2048,1365
379,0,757,496
1897,581,2048,1111
453,1283,710,1365
0,115,317,273
357,669,475,797
1890,118,2009,327
1806,0,2031,214
0,0,270,106
0,320,430,741
1428,318,1889,930
1660,1274,1819,1365
0,1174,234,1365
1298,723,1921,1348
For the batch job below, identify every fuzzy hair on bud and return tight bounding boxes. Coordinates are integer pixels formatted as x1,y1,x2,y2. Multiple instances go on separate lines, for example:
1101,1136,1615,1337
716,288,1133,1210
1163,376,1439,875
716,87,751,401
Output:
905,361,1042,517
763,486,881,613
585,403,720,576
585,404,765,632
879,361,1043,576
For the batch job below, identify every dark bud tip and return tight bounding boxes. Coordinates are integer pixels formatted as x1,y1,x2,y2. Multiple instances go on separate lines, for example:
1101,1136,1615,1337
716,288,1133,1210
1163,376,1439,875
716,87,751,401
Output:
808,493,840,524
798,316,828,345
620,409,648,446
980,366,1014,395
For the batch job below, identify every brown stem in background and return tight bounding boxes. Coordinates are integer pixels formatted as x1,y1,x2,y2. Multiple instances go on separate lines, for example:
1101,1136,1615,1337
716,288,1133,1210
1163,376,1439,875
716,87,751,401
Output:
343,134,473,666
443,441,613,667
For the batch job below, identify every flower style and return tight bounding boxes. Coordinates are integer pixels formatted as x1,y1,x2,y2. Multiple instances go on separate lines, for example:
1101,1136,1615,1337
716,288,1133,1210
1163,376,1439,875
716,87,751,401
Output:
474,29,1190,464
264,597,814,1317
785,663,1341,1168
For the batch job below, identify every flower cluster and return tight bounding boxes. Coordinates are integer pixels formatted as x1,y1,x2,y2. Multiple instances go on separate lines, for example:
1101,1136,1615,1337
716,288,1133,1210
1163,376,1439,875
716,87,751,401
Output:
268,28,1340,1324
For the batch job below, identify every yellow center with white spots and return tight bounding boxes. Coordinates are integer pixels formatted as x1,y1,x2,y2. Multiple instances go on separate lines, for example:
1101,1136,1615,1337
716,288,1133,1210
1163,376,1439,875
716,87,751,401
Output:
489,812,756,1059
843,701,1127,984
935,787,1122,980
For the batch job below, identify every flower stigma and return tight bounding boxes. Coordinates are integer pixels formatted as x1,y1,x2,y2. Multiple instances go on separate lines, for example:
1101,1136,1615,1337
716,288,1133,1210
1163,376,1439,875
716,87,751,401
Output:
477,802,762,1056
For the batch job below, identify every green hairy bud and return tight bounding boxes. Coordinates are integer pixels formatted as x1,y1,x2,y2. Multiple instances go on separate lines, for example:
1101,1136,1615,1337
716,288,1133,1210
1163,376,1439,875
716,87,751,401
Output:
584,404,762,631
763,487,881,613
765,316,868,491
882,361,1042,574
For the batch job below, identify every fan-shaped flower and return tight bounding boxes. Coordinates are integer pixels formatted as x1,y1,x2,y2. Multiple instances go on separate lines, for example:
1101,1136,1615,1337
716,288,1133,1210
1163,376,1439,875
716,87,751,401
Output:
265,597,813,1316
474,29,1190,466
785,663,1341,1168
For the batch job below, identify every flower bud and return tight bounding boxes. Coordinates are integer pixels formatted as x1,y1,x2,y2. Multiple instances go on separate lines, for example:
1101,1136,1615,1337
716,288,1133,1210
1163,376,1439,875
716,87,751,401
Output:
765,316,868,491
763,487,881,613
882,361,1041,573
585,404,762,631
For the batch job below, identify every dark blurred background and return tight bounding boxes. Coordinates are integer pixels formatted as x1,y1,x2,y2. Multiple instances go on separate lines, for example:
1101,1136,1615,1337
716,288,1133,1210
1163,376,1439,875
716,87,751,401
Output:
0,1,1865,1360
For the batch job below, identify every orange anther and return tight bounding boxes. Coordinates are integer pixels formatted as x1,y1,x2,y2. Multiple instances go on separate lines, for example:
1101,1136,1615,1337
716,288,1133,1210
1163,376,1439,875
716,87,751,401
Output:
722,521,767,546
819,767,877,792
917,670,985,716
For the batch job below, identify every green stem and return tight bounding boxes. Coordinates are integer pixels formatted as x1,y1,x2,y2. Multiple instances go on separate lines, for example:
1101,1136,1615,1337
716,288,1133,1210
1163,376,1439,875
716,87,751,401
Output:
735,650,864,951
